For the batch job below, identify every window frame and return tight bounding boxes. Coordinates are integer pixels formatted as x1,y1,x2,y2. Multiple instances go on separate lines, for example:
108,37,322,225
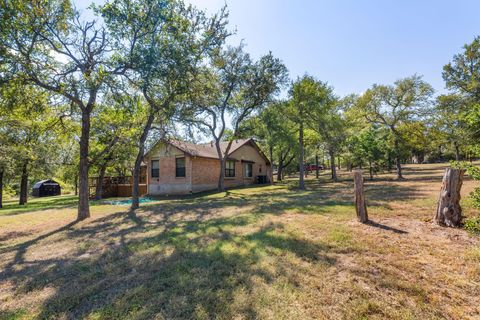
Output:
225,160,236,178
175,157,186,178
151,160,160,178
244,162,253,178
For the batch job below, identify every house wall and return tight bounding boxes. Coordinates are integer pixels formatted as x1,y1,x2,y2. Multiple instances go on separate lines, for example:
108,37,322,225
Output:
229,144,272,182
146,143,193,195
146,141,271,195
190,143,271,192
191,157,221,192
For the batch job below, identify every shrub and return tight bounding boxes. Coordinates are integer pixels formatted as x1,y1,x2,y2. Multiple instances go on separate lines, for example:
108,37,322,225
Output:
451,161,480,209
2,185,17,200
464,216,480,234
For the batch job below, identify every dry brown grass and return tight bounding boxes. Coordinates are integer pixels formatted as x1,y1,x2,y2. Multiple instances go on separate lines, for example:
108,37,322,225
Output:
0,163,479,319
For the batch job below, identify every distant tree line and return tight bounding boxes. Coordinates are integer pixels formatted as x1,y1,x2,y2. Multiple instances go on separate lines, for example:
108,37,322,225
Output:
243,37,480,190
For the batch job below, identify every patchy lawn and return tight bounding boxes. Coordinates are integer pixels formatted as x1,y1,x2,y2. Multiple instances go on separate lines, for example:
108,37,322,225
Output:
0,163,479,319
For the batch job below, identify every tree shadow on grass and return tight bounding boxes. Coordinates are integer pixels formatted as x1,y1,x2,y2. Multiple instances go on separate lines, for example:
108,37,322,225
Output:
365,220,408,234
365,184,427,203
0,175,435,318
251,179,425,215
1,207,336,319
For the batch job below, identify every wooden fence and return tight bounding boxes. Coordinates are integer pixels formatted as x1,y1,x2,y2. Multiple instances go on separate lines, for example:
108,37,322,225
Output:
89,174,147,199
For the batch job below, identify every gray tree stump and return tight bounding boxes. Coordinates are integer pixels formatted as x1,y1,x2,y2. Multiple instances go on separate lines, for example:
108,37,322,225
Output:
435,168,465,227
354,170,368,223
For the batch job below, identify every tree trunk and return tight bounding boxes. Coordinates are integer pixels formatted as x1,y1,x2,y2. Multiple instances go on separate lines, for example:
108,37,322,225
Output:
277,157,284,181
395,156,403,179
214,138,228,192
19,161,28,205
454,142,461,161
435,168,464,227
369,160,373,180
74,173,78,196
77,110,91,220
218,157,226,191
337,155,341,170
354,170,368,223
299,122,305,190
394,139,403,179
277,166,283,181
387,152,392,173
315,154,319,179
131,112,155,210
330,150,337,181
94,164,107,200
0,170,3,209
269,144,274,185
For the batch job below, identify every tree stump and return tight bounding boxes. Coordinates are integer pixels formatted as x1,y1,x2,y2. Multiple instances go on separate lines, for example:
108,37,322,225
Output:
435,168,465,227
354,170,368,223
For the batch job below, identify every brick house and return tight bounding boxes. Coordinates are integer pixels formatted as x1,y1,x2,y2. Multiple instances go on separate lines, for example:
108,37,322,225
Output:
144,138,272,195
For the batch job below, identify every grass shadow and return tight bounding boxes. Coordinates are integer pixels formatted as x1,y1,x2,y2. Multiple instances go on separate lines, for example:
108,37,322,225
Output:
1,207,336,319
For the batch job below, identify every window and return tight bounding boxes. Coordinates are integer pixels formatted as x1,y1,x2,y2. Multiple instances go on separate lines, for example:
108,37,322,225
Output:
244,163,253,178
176,157,186,177
225,160,235,177
151,160,159,178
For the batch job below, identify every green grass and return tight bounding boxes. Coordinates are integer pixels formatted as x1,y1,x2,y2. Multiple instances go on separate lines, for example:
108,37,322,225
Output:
0,164,479,319
0,309,28,320
0,195,79,216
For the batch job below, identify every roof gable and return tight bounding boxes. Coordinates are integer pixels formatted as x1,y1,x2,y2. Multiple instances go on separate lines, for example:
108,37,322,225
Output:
146,138,269,164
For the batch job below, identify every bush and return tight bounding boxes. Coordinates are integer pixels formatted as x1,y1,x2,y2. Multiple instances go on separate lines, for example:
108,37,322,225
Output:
2,185,17,200
471,188,480,210
451,161,480,209
464,216,480,234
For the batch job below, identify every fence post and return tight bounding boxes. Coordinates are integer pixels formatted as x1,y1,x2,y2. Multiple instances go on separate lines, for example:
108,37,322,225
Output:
354,170,368,223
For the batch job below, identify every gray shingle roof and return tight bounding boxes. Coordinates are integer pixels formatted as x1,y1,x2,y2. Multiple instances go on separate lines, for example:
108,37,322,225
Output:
167,139,252,159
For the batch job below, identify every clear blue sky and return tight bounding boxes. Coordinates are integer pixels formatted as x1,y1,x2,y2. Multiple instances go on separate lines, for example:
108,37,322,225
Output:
77,0,480,97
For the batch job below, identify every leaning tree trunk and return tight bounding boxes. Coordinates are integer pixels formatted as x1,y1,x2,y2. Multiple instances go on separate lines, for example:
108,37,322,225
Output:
435,168,464,227
77,110,91,220
132,112,155,210
354,170,368,223
19,161,28,205
131,152,144,210
0,170,3,209
298,122,305,190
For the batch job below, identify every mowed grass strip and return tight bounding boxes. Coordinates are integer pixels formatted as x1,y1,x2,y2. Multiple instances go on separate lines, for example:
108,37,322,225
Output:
0,163,479,319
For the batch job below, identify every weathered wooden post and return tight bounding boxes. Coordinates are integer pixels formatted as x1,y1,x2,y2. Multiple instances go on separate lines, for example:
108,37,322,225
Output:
435,168,465,227
354,170,368,223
